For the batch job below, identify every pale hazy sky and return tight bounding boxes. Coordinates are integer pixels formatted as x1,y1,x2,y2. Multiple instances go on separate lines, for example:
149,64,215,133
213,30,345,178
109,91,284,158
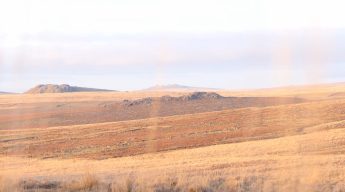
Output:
0,0,344,92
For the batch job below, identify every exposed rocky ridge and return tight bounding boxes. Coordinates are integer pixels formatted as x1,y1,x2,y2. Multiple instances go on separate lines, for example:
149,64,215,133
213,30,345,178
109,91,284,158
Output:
180,92,224,100
123,98,153,106
161,92,224,102
25,84,114,94
123,92,223,106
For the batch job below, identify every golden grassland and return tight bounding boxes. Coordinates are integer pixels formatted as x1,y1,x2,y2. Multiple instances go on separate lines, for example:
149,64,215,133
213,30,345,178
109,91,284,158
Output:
1,127,345,191
1,83,345,191
1,99,345,159
219,82,345,99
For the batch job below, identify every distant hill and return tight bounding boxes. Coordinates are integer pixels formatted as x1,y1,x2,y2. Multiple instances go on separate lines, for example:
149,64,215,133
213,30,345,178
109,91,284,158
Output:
25,84,115,94
220,82,345,98
0,92,12,94
143,84,219,92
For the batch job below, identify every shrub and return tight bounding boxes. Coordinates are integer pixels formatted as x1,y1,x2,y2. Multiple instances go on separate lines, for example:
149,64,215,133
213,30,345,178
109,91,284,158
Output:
154,179,181,192
65,173,99,191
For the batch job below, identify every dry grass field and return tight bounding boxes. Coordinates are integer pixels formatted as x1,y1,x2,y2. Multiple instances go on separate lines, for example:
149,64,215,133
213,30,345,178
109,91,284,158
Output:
1,127,345,191
0,92,305,130
1,83,345,191
219,82,345,99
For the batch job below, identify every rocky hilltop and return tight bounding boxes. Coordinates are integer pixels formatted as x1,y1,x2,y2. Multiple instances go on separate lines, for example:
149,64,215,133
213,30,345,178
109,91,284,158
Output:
123,92,223,106
25,84,114,94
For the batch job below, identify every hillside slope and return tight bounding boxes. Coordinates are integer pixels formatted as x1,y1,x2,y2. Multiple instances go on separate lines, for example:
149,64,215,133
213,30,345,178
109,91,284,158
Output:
220,82,345,99
1,122,345,191
0,92,305,130
1,98,344,159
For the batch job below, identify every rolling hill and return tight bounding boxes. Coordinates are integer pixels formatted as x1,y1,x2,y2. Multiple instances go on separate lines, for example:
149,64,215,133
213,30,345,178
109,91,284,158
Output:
25,84,114,94
0,92,305,130
1,83,345,191
220,82,345,99
1,98,343,159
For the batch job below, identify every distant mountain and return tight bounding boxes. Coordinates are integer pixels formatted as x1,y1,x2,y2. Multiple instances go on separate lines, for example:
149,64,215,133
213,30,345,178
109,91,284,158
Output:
143,84,219,92
25,84,115,94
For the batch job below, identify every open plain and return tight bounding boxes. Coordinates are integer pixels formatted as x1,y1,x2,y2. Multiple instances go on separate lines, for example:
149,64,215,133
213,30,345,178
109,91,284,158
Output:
1,83,345,191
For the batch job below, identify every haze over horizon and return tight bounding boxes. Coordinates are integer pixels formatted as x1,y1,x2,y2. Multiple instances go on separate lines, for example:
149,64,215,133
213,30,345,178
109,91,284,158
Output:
1,0,345,92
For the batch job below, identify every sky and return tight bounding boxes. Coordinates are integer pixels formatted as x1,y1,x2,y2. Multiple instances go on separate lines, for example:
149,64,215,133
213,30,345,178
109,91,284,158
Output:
0,0,344,92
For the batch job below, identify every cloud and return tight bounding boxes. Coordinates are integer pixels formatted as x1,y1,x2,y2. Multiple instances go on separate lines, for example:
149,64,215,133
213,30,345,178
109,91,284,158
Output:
1,0,345,36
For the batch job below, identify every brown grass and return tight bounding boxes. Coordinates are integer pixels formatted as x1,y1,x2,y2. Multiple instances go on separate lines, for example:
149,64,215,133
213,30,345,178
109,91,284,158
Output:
1,98,345,159
1,170,344,191
0,176,22,192
1,84,345,191
63,173,99,191
1,126,345,191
